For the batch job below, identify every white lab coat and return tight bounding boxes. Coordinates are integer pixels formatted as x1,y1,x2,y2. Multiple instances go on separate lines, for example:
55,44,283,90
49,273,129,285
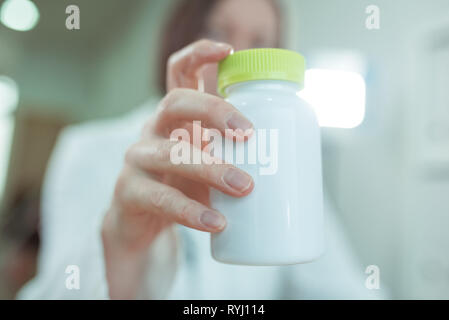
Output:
18,99,388,299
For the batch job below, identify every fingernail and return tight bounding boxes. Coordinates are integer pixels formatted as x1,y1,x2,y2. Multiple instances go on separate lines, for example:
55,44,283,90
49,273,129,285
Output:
200,211,226,230
226,112,253,132
223,168,252,192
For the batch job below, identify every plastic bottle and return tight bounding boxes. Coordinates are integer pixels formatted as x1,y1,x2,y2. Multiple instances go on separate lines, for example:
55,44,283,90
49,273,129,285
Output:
210,48,324,265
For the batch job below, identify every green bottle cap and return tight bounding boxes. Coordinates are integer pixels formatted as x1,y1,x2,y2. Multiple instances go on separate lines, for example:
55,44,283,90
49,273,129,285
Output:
217,48,306,97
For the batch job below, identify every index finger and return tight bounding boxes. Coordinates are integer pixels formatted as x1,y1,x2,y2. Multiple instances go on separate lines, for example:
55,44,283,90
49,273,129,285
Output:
167,39,233,91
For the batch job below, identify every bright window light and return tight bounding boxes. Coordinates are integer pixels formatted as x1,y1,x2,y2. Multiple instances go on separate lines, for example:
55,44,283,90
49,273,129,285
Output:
0,0,39,32
299,69,366,128
0,76,18,200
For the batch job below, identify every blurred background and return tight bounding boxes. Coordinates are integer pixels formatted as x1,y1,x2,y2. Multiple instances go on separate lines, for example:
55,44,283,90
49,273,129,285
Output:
0,0,448,299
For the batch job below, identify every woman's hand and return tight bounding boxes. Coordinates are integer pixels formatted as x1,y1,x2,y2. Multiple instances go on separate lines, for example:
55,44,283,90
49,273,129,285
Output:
102,40,254,299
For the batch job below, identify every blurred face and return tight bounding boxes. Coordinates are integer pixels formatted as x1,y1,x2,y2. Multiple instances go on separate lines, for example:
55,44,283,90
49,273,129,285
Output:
201,0,279,94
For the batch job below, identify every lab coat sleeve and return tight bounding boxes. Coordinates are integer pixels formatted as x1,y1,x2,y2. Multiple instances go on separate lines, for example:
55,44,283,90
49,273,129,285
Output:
16,121,181,299
16,126,110,299
281,198,390,299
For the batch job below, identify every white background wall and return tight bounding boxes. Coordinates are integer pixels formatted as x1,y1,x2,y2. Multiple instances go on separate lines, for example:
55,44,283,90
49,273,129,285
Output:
290,0,449,298
1,0,448,298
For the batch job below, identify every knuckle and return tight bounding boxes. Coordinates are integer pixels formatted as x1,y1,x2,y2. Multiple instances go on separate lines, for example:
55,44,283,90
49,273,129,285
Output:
178,200,197,223
205,95,223,113
124,143,139,165
141,117,156,137
158,94,171,112
153,139,173,163
199,163,218,183
149,189,170,211
167,41,193,70
167,53,177,67
114,169,130,202
167,48,185,68
159,89,183,112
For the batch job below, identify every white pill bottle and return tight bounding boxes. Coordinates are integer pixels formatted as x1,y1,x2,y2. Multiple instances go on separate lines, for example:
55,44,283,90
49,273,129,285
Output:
210,48,324,265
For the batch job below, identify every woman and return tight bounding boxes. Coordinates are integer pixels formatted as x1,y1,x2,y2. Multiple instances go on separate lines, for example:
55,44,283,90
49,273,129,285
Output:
19,0,387,299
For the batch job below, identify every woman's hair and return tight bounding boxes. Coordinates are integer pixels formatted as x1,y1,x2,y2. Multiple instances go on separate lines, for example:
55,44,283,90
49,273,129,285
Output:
157,0,280,94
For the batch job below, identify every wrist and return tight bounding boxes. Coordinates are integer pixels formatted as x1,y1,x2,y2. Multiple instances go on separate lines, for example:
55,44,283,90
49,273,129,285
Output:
101,207,149,299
